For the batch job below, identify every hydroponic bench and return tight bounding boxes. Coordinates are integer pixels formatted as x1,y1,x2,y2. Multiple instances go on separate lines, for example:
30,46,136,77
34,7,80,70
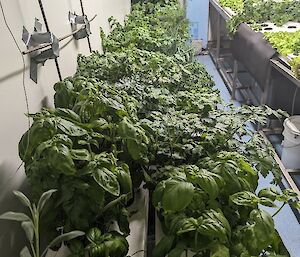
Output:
208,0,300,112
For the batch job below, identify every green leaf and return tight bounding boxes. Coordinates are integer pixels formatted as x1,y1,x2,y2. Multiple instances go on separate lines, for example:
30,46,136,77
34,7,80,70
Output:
0,212,31,222
230,191,259,208
152,181,166,207
54,108,81,122
210,244,230,257
118,208,130,235
162,180,194,212
93,167,120,196
20,246,32,257
258,187,279,201
127,139,147,161
259,197,277,208
118,117,137,139
168,243,185,257
37,189,57,212
87,228,102,244
116,165,132,195
198,210,231,242
58,119,87,137
13,191,31,208
191,169,220,199
152,235,175,257
42,231,85,257
176,217,198,235
70,149,91,161
250,209,275,235
21,221,34,242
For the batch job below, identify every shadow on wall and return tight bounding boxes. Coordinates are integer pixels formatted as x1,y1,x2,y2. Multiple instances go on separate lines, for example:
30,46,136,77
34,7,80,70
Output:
0,162,29,257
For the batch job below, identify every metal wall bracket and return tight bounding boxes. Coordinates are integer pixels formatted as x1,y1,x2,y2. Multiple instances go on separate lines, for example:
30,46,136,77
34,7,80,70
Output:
68,12,91,40
22,18,60,83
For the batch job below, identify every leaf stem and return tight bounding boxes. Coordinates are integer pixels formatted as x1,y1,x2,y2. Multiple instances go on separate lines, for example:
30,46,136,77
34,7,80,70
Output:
272,202,286,217
35,216,40,257
102,193,129,214
30,242,37,257
195,230,198,250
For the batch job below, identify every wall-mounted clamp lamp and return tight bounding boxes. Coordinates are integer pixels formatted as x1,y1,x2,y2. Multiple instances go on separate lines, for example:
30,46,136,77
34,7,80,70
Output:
22,18,59,83
21,15,97,83
69,12,91,40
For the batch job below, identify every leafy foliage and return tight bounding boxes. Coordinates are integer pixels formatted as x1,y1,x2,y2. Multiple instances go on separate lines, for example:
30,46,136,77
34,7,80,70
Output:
220,0,300,78
220,0,300,27
17,0,298,257
151,164,295,257
264,31,300,78
0,190,84,257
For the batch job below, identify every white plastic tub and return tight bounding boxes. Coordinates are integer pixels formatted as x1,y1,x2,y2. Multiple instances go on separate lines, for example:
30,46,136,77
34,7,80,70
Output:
281,116,300,170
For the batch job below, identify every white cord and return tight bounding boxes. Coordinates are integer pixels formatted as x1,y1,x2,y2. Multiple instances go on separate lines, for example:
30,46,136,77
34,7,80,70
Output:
291,86,299,116
0,0,31,190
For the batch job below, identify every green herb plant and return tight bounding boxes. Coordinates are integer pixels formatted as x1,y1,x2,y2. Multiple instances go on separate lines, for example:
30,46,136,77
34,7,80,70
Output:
220,0,300,78
264,31,300,78
0,190,85,257
17,0,299,256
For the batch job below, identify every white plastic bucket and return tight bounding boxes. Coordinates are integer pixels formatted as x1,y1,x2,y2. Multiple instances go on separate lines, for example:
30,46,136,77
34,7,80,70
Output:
281,116,300,170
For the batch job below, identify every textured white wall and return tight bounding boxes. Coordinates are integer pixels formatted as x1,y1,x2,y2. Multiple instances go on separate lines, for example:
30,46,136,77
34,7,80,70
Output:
0,0,130,256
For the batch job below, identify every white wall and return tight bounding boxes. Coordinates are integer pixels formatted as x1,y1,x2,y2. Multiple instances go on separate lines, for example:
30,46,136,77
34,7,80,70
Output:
0,0,130,256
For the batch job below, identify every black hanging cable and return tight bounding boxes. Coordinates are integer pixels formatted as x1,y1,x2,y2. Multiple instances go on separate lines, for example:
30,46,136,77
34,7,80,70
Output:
79,0,92,53
37,0,63,81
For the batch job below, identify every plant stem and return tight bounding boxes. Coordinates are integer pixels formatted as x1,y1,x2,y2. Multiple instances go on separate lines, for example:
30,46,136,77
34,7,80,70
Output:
30,243,37,257
36,216,40,257
102,193,129,213
29,206,37,257
195,231,198,250
32,206,40,257
272,202,286,217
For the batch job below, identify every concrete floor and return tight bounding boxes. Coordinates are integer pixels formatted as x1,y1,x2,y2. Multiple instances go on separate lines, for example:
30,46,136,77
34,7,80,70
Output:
197,55,300,257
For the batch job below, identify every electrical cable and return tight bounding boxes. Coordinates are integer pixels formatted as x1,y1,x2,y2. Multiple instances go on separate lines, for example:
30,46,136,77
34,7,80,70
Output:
291,86,299,116
0,0,30,128
79,0,92,52
38,0,63,81
0,0,31,190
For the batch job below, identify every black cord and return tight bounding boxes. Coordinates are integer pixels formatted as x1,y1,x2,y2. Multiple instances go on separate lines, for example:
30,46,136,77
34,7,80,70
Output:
130,250,145,256
79,0,92,53
37,0,63,81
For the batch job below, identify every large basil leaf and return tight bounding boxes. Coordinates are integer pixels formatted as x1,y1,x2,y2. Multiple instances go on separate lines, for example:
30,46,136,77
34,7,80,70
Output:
116,165,132,194
210,244,230,257
230,191,276,208
93,167,120,196
19,118,56,162
198,209,231,243
162,180,194,212
167,242,185,257
188,168,221,199
87,227,102,244
70,149,91,161
126,139,147,161
54,80,76,108
54,108,81,123
57,119,87,137
118,117,137,139
240,209,276,255
152,181,166,207
152,235,175,257
230,191,259,208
